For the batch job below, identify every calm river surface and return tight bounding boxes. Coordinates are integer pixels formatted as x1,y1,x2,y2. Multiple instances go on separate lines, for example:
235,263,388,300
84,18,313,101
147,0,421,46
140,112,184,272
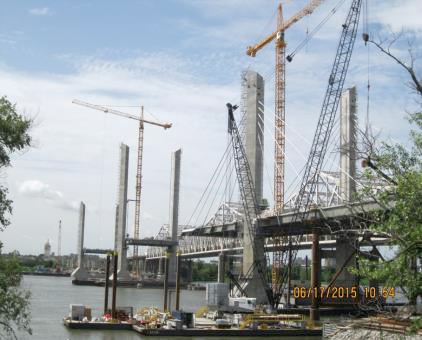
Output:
19,275,319,340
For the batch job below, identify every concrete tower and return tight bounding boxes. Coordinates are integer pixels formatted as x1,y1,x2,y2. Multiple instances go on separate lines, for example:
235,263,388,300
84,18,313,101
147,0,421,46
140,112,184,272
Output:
336,87,358,288
71,202,89,281
241,70,268,304
116,143,131,280
244,70,265,205
168,148,182,284
340,86,357,202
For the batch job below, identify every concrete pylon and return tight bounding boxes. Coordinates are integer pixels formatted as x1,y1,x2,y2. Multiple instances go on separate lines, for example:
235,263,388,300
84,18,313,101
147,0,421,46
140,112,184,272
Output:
71,202,89,280
168,149,182,284
244,70,264,206
116,143,131,281
241,70,268,304
340,86,357,202
336,87,358,288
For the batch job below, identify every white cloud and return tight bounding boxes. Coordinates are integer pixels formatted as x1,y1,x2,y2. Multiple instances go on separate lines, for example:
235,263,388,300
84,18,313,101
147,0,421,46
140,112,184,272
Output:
18,179,79,211
28,7,51,16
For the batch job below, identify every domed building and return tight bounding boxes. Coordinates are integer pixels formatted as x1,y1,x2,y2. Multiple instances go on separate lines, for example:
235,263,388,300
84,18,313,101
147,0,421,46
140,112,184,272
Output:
44,239,51,257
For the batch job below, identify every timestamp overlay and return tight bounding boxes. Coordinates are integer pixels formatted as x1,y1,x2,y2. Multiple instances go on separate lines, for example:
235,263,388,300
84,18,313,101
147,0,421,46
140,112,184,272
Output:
293,287,395,301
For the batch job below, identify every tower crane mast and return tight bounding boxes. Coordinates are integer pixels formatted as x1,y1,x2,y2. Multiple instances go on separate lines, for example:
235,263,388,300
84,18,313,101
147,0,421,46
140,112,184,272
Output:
72,99,171,277
247,0,325,215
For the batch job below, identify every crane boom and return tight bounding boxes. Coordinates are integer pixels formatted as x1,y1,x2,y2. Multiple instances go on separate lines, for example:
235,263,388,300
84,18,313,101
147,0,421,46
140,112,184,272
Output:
296,0,362,217
246,0,325,57
273,0,363,308
72,99,172,129
227,103,274,307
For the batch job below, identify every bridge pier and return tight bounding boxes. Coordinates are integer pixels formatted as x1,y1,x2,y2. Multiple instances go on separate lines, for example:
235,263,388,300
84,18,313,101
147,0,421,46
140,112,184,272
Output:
71,202,89,281
243,221,269,304
218,252,225,283
158,257,164,276
335,236,357,288
310,229,321,323
185,260,193,282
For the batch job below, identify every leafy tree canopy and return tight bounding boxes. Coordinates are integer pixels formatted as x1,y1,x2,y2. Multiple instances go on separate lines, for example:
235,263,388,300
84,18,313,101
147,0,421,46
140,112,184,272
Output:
0,96,32,339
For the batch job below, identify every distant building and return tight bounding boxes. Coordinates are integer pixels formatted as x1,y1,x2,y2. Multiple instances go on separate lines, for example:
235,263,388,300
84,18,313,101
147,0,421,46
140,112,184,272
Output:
44,239,51,257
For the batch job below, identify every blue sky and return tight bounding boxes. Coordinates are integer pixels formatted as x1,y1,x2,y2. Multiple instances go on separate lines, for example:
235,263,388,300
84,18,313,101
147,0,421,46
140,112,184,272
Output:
1,0,421,255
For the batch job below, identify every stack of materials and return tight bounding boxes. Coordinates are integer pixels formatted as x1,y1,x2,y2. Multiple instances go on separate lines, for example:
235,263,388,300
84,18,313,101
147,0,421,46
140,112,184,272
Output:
206,283,229,307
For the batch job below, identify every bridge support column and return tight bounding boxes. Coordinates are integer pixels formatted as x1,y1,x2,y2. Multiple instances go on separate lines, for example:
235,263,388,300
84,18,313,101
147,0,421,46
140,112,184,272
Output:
158,257,164,276
71,202,89,281
168,149,182,285
310,229,320,323
218,252,225,283
186,260,193,282
243,221,269,305
116,143,131,281
335,236,357,288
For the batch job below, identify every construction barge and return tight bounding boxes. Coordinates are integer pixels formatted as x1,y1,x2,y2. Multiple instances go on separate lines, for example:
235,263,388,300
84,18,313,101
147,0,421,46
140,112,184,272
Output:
63,310,323,337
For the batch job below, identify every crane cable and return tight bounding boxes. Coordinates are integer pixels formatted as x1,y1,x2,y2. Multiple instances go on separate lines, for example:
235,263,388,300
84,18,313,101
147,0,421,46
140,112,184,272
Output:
286,0,348,62
363,0,371,135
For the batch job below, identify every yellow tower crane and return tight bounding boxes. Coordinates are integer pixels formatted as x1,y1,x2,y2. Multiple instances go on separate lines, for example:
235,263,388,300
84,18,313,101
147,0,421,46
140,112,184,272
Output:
246,0,324,300
247,0,325,214
72,99,172,278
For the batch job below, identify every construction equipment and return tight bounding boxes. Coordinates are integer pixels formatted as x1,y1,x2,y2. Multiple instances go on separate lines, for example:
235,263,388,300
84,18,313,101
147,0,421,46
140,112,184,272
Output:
56,220,62,273
247,0,325,215
72,99,172,277
246,0,325,303
227,103,275,307
274,0,364,308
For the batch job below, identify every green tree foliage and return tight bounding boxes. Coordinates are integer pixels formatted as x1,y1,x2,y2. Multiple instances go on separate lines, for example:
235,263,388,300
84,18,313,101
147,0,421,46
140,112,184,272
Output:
352,37,422,312
356,113,422,306
0,96,32,230
188,261,218,282
0,244,32,339
0,96,32,339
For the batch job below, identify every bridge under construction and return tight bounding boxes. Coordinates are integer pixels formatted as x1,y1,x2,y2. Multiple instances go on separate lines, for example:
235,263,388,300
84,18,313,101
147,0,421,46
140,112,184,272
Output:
71,0,395,322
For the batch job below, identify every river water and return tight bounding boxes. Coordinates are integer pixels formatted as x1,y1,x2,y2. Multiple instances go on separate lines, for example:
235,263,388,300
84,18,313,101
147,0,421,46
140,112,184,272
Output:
19,276,319,340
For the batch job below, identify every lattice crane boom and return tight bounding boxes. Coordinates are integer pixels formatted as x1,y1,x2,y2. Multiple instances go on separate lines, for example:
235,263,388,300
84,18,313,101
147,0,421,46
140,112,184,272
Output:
72,99,172,129
227,103,275,307
295,0,362,217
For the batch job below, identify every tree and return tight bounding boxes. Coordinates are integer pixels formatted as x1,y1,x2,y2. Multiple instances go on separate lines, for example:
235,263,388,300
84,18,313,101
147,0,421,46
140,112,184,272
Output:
0,244,32,339
0,96,32,339
0,96,32,230
351,34,422,319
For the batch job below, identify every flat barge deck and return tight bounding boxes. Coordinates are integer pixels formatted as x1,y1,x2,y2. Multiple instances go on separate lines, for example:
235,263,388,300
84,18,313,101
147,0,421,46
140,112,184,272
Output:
63,319,132,330
63,319,322,336
133,325,322,336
